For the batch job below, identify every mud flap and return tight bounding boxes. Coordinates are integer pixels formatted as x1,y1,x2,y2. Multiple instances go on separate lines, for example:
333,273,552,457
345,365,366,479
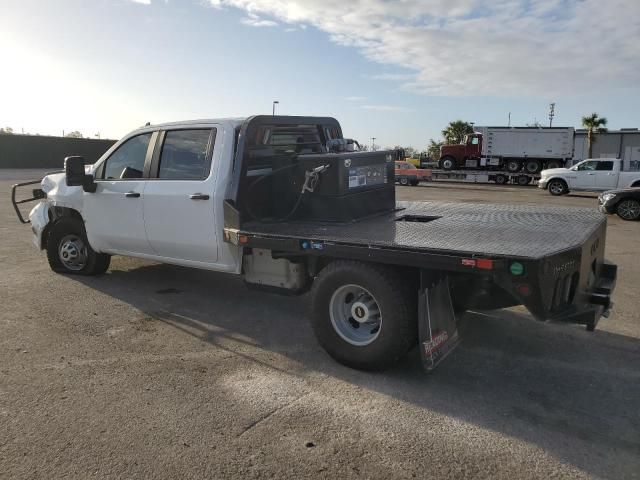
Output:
418,274,460,371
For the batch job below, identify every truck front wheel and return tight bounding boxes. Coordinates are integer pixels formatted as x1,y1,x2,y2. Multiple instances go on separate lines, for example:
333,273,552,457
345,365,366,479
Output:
616,199,640,221
46,217,111,275
439,156,457,170
548,179,568,196
310,261,417,371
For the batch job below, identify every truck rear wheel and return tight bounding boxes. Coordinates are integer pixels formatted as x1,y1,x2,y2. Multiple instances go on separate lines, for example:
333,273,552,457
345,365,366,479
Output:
548,179,568,196
546,160,562,169
439,156,457,170
399,177,409,186
506,160,522,172
524,160,541,174
46,217,111,275
310,261,417,371
494,174,508,185
616,199,640,221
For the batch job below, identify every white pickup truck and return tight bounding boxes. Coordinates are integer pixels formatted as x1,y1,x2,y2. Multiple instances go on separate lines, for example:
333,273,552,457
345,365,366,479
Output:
11,115,618,372
539,158,640,196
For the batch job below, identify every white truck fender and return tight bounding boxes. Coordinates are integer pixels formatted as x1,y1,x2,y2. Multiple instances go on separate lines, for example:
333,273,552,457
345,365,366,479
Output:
29,201,50,250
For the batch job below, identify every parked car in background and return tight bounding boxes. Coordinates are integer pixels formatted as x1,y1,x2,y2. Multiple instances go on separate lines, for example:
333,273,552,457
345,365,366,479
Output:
394,161,431,186
539,158,640,196
598,187,640,221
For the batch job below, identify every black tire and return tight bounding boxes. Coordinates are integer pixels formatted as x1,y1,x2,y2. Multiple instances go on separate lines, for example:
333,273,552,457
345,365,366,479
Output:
46,217,111,275
631,181,640,188
399,177,409,186
616,199,640,221
410,179,419,186
310,261,417,371
524,159,541,174
505,159,521,172
516,175,531,186
547,179,568,196
494,174,508,185
546,160,562,169
439,156,457,170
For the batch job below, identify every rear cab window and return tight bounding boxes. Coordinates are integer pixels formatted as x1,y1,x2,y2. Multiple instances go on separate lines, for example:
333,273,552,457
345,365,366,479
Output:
157,129,215,180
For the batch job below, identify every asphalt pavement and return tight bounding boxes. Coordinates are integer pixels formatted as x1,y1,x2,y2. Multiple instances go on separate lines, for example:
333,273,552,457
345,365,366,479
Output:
1,170,638,479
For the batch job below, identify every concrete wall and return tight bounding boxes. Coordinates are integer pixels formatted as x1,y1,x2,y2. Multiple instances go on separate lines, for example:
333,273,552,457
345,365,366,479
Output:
0,134,117,169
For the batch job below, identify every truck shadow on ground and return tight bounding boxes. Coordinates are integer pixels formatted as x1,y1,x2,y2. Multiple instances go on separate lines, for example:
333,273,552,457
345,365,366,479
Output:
73,260,640,479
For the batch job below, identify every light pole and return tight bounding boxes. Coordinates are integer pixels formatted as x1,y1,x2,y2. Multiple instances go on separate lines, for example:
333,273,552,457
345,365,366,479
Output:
548,102,555,127
272,100,279,116
371,137,376,151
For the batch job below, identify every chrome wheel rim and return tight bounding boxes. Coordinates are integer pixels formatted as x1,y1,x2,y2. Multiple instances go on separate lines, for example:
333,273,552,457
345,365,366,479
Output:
329,284,382,346
442,159,454,169
549,181,564,195
58,234,87,271
400,178,408,185
618,201,640,220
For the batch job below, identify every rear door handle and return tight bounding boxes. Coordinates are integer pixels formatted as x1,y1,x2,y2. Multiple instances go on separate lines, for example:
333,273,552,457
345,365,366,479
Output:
125,192,140,198
189,193,210,200
587,173,595,175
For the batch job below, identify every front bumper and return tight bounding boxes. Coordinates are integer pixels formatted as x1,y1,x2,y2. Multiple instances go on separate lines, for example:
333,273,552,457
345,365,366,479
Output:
29,201,50,250
538,179,549,189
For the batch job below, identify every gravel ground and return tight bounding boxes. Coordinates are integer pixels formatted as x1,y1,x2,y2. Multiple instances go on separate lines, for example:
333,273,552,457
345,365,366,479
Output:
1,171,639,479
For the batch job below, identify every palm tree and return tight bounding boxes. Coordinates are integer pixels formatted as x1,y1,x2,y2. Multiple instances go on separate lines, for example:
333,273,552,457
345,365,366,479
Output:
441,121,474,144
427,139,443,159
581,113,608,158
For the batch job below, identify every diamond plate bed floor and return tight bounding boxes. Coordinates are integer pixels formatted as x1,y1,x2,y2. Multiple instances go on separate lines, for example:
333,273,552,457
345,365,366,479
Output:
240,201,606,259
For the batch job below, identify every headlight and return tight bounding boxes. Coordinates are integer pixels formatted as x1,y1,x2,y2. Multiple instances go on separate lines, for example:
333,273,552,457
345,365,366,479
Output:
600,193,616,202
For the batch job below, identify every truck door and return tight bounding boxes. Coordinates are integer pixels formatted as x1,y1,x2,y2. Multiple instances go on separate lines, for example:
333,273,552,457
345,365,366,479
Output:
84,132,156,255
572,160,598,189
142,128,219,264
593,160,618,190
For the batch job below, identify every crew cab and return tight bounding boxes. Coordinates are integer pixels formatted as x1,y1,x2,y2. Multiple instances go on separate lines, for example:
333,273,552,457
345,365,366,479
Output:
394,161,431,186
539,158,640,196
12,116,617,372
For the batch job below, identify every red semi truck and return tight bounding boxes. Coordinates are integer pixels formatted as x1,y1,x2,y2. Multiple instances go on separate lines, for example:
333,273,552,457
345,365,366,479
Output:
439,126,574,174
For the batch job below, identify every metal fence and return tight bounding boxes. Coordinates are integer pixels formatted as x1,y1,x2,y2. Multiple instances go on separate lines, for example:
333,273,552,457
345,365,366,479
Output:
0,134,117,169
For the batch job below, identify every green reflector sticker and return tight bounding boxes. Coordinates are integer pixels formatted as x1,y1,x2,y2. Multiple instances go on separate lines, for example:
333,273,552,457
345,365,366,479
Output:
510,262,525,276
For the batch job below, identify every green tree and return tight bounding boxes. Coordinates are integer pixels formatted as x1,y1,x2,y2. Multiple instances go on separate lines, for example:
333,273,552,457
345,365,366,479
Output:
441,120,473,144
581,113,608,158
426,139,443,160
0,127,14,134
65,131,83,138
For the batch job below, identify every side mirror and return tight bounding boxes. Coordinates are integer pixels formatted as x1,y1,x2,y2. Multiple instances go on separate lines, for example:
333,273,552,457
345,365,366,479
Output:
64,156,96,192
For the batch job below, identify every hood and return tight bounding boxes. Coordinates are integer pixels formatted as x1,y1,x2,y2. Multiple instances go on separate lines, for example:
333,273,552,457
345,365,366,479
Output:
600,187,640,195
440,144,465,151
540,167,569,176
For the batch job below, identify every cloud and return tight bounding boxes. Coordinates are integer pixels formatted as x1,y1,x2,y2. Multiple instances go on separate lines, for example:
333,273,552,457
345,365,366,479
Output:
207,0,640,97
241,12,279,27
130,0,151,4
345,96,367,102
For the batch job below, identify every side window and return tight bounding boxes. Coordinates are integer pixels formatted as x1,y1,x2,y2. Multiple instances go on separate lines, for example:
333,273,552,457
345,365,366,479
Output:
471,137,479,145
577,161,597,171
596,161,614,171
158,129,214,180
102,133,152,180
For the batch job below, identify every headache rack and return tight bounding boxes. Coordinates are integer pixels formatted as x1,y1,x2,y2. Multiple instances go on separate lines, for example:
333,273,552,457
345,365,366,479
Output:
10,175,57,223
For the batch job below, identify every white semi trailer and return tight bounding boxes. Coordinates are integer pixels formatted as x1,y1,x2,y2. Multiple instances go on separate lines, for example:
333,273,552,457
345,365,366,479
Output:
439,127,575,174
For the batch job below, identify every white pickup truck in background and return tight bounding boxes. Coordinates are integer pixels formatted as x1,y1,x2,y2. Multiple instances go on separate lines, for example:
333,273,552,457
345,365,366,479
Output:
539,158,640,195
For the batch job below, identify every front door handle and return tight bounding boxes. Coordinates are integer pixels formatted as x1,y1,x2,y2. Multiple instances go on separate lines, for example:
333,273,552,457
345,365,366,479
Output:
125,191,140,198
189,193,210,200
587,173,595,175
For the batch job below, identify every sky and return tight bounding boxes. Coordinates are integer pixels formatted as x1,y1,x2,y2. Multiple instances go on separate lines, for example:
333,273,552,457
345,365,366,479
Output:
0,0,638,149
